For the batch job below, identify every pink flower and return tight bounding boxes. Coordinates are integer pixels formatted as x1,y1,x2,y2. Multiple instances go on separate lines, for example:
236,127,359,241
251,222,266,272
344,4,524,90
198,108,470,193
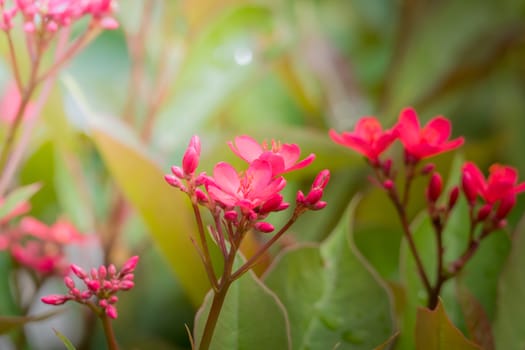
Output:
206,160,286,215
462,162,525,204
395,107,464,161
228,135,315,176
329,117,397,162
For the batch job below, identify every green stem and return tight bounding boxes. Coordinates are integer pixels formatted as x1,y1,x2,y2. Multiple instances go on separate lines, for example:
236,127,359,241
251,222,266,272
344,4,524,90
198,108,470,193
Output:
198,281,231,350
100,314,119,350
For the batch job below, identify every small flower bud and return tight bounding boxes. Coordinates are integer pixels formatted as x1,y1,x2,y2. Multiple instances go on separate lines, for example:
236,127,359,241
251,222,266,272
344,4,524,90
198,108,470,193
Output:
64,276,75,290
90,268,98,280
105,304,118,319
87,280,101,292
120,256,139,275
426,173,443,203
313,201,328,210
382,159,392,177
224,210,238,222
195,188,208,204
170,166,184,179
477,204,492,221
41,295,70,305
71,264,87,279
108,296,118,304
462,172,478,204
421,163,436,175
313,170,330,189
296,190,305,204
182,136,201,176
98,265,107,279
448,186,460,210
383,180,394,190
119,280,135,291
254,222,274,233
108,264,117,277
164,174,184,189
305,188,324,205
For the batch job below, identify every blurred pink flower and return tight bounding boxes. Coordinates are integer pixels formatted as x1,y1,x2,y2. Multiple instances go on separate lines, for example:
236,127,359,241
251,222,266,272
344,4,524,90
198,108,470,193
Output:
228,135,315,176
329,117,398,163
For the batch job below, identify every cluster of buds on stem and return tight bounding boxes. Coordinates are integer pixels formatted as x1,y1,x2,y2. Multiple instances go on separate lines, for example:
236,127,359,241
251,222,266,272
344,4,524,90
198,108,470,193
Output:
41,256,139,319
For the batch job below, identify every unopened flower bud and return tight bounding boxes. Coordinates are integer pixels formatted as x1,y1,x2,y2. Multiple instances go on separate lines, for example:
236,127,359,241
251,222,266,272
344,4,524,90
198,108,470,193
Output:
477,204,492,221
164,174,184,189
106,304,118,319
119,280,135,291
90,268,98,280
382,159,392,176
421,163,436,175
41,295,69,305
383,180,394,190
296,190,305,204
108,264,117,277
70,264,87,279
254,222,274,233
426,173,443,203
194,188,208,204
108,296,118,304
313,201,328,210
120,256,139,275
305,188,323,205
170,166,184,179
87,280,101,292
448,186,460,210
98,265,107,279
462,172,478,204
312,170,330,189
224,210,238,222
64,276,75,290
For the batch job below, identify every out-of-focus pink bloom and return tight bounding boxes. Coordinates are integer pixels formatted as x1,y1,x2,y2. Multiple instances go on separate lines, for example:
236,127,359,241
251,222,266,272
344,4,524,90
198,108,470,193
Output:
42,256,140,320
395,107,464,162
462,162,525,204
228,135,315,176
0,82,35,125
329,117,397,163
206,160,286,215
4,217,85,275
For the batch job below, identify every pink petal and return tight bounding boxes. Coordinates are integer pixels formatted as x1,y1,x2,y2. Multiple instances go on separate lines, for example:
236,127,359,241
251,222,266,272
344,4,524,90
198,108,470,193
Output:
354,117,383,141
396,107,421,147
425,116,451,143
246,160,273,193
213,162,240,194
20,217,50,240
228,135,263,162
279,144,301,168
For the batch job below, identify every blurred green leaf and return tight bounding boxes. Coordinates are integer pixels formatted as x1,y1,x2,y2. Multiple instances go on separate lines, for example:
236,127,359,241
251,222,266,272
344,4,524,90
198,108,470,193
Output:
0,182,40,222
153,4,275,153
415,299,481,350
193,269,291,350
264,202,394,350
493,223,525,350
89,125,209,305
53,328,77,350
0,253,17,315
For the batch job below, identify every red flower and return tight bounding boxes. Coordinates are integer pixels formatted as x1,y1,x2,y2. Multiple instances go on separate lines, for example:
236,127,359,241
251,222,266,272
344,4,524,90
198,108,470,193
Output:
329,117,397,162
206,160,286,214
395,107,464,161
462,162,525,204
228,135,315,176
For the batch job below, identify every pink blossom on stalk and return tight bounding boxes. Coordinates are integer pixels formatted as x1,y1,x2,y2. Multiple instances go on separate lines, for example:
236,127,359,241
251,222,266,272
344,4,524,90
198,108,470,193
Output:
228,135,315,176
395,107,464,162
206,160,287,216
42,256,140,320
329,117,398,163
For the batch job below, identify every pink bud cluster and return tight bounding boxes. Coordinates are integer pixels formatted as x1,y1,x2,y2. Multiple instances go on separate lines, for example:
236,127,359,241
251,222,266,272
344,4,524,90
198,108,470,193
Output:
0,0,118,32
296,169,330,210
41,256,139,319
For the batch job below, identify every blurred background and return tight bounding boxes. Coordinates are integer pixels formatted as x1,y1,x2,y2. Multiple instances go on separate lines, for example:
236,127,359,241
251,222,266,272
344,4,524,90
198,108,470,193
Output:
2,0,525,348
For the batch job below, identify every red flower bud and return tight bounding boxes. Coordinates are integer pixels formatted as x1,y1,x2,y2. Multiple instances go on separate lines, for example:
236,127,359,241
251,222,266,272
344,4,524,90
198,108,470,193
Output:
462,171,478,204
383,180,394,190
120,256,139,275
448,186,460,210
255,222,274,233
426,173,443,202
477,204,492,222
41,295,70,305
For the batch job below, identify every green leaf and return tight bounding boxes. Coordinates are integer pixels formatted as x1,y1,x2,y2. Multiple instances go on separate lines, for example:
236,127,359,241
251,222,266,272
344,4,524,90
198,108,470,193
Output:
152,4,275,153
0,183,41,222
493,223,525,350
0,310,61,335
89,126,209,305
193,270,291,350
53,328,77,350
264,202,395,350
415,299,481,350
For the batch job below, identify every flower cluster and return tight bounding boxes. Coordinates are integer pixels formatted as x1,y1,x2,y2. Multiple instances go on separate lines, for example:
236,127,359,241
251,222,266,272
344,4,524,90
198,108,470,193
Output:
165,134,328,287
0,216,85,275
1,0,118,32
41,256,139,319
166,135,325,235
330,107,464,164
